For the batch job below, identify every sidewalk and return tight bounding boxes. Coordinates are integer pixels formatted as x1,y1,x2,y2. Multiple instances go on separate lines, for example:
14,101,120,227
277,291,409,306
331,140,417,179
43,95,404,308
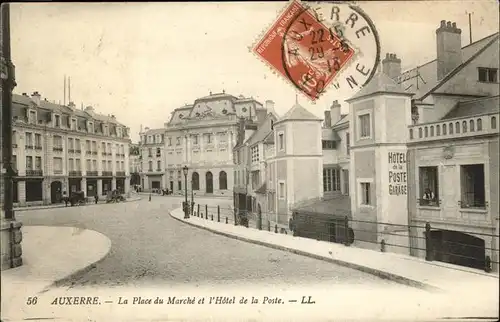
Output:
170,207,499,295
137,191,232,199
1,225,111,318
13,194,142,212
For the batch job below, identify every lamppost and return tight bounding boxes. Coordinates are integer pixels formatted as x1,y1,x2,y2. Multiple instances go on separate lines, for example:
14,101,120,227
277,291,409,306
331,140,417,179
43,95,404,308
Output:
190,178,194,215
182,165,189,219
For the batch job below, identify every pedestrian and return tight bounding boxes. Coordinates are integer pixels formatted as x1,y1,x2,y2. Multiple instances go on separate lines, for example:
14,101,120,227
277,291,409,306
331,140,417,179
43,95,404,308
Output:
62,191,68,207
94,194,99,204
149,193,151,202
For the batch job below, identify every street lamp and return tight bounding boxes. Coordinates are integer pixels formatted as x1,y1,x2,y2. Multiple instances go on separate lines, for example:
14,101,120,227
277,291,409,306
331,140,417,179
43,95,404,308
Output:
190,179,194,216
182,165,189,219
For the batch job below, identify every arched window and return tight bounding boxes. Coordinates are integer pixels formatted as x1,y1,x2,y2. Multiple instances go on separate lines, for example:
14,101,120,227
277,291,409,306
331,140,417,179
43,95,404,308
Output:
436,124,441,136
192,172,199,190
430,126,434,137
449,123,454,134
424,126,429,137
219,171,228,190
409,129,413,139
477,118,483,131
491,116,497,130
455,122,460,133
418,128,423,138
442,123,447,135
462,121,467,133
470,120,475,132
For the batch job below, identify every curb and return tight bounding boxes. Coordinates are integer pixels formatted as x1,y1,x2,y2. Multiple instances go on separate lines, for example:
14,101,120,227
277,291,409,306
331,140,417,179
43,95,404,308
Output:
14,196,142,213
41,232,112,292
170,210,442,293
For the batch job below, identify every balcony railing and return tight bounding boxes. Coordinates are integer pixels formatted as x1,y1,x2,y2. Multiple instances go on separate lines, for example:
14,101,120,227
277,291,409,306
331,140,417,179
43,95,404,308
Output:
409,113,499,143
68,149,75,153
26,169,43,176
116,171,126,177
54,170,63,175
107,153,112,156
417,198,441,207
87,171,98,176
69,170,82,177
35,145,43,150
25,145,33,149
92,151,98,155
75,149,81,153
53,147,63,152
86,151,92,155
102,171,113,176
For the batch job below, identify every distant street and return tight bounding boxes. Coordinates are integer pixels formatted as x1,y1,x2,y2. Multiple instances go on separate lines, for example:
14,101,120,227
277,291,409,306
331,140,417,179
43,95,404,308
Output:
18,195,396,289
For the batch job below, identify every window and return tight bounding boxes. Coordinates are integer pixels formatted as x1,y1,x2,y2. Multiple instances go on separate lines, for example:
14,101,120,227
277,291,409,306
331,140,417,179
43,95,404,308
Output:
156,148,161,157
193,135,198,145
71,119,77,130
346,132,350,154
176,137,181,145
29,110,36,124
205,133,212,144
278,132,284,151
86,159,91,171
478,67,498,83
219,171,227,190
279,181,286,199
359,114,371,138
469,120,475,132
219,132,227,143
35,156,42,170
120,161,124,171
12,155,17,171
69,158,75,171
53,135,63,150
148,148,152,157
342,169,349,195
86,140,91,153
157,160,161,170
192,172,200,190
107,160,111,171
55,115,60,127
168,137,172,146
35,134,42,148
178,180,182,191
75,159,81,170
492,116,497,129
322,140,336,149
323,168,341,192
477,118,483,131
251,171,260,190
148,161,153,171
26,156,33,170
25,132,33,147
88,122,94,133
460,164,485,208
419,167,439,206
93,160,97,171
75,139,81,151
102,160,106,171
251,146,259,163
360,182,371,205
92,141,97,153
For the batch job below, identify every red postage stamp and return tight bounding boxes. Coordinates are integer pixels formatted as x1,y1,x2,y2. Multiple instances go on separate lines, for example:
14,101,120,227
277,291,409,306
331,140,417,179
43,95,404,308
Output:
253,0,356,101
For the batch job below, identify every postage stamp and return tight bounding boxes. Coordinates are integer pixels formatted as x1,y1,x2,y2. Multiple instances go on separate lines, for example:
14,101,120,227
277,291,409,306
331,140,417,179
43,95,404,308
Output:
252,0,381,101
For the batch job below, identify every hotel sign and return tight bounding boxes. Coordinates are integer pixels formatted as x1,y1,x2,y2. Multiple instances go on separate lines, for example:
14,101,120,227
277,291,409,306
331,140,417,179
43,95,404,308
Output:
388,152,407,196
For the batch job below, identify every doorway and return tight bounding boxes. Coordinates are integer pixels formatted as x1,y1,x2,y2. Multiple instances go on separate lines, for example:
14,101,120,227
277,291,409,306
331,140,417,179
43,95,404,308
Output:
206,171,213,194
50,181,62,204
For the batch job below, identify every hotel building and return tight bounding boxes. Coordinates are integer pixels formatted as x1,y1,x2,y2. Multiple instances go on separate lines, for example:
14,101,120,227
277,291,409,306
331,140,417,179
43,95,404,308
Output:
234,21,499,272
11,92,132,206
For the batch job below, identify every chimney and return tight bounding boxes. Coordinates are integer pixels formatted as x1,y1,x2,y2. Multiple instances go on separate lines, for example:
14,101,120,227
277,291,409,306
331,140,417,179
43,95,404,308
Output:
265,100,276,115
68,101,76,108
436,20,462,81
382,53,402,80
324,110,332,127
31,91,41,106
330,100,341,126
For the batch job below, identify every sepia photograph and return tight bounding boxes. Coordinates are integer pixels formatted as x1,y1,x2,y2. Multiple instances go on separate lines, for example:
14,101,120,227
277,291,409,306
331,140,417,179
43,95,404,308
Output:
1,1,499,321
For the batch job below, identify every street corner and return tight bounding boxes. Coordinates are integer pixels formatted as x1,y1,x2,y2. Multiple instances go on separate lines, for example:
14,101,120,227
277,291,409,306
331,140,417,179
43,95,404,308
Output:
4,226,111,287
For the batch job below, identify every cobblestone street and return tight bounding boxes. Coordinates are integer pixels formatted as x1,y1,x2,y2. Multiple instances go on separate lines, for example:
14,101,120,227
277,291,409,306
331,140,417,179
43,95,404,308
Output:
17,196,397,289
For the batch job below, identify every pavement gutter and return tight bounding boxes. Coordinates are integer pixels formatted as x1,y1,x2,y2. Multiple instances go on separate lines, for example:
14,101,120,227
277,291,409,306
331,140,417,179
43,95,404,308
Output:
170,210,442,293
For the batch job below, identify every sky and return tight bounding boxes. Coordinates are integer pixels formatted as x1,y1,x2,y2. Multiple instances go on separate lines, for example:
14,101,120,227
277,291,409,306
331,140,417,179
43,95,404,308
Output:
10,1,499,143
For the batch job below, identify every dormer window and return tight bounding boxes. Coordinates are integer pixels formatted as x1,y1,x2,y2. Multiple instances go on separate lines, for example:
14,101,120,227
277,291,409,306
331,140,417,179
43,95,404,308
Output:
104,125,108,135
29,110,37,124
54,114,61,127
71,118,77,131
222,109,227,114
179,114,184,119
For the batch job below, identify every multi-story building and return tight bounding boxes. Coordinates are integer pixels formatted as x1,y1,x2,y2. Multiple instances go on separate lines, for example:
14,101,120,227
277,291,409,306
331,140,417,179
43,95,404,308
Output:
240,21,499,272
129,143,141,187
11,92,132,206
163,91,268,196
138,127,165,191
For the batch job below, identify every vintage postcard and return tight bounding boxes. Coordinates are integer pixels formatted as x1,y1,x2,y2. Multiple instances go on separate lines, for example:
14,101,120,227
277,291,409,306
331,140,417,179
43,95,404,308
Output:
1,1,499,321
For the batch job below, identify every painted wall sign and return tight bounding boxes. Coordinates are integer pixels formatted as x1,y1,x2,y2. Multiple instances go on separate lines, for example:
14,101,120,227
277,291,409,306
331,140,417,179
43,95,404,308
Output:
388,152,407,196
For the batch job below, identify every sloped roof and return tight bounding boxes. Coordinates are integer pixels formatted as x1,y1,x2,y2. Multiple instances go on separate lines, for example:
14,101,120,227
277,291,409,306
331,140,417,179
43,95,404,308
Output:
246,113,277,146
322,128,341,141
441,95,500,120
276,103,321,123
347,71,412,102
333,114,349,128
143,128,165,135
399,33,499,99
263,131,274,144
292,195,351,218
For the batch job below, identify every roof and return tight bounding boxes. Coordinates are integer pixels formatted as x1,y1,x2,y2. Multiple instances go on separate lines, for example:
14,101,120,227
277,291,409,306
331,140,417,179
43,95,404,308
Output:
322,128,341,141
399,33,499,99
276,103,321,123
292,195,351,218
246,113,277,146
347,71,412,102
333,114,349,128
441,95,500,120
263,130,274,144
143,128,165,135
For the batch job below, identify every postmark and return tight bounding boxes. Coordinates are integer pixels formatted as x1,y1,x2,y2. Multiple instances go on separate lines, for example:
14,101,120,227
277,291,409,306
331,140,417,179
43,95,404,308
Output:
252,0,380,101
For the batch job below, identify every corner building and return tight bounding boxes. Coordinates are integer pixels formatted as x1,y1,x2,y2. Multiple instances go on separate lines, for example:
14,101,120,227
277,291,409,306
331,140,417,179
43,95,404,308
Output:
11,92,132,206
